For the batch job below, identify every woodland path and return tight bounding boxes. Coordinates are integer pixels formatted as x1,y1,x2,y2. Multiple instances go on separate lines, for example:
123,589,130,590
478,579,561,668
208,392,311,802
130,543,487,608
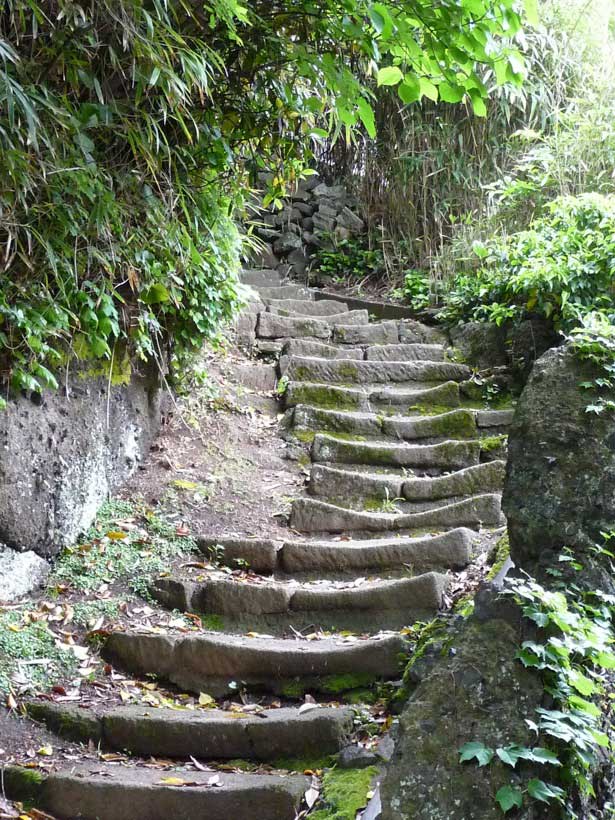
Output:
13,269,512,820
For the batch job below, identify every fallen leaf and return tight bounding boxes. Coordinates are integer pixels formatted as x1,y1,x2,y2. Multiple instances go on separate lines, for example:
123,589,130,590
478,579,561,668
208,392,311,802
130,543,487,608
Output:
37,746,53,757
304,786,320,809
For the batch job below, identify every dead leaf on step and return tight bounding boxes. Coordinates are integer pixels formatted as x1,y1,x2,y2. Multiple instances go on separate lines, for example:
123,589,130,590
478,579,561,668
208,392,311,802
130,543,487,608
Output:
198,692,215,707
36,746,53,757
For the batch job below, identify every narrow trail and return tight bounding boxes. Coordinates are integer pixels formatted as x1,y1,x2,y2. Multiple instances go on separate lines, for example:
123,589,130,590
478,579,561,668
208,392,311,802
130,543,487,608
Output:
18,268,512,820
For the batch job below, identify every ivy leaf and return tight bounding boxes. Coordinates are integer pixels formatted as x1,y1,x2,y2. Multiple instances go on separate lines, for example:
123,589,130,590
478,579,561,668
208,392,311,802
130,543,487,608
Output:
568,669,596,697
527,779,565,804
495,785,523,813
459,741,494,767
529,748,561,766
496,746,523,768
568,695,600,716
377,66,403,86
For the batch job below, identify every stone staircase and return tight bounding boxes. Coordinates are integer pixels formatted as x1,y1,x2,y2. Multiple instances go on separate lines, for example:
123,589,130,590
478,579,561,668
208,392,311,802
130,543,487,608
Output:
16,268,511,820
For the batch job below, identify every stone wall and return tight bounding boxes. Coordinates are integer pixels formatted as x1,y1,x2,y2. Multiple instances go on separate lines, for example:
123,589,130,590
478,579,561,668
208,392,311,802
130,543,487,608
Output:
250,173,365,277
0,360,161,560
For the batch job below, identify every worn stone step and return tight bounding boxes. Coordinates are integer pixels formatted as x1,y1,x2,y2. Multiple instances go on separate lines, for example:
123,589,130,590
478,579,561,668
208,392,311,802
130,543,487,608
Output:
196,536,280,573
309,463,404,501
27,701,352,761
332,321,400,345
281,529,473,573
284,381,369,411
365,343,446,362
312,434,480,470
289,406,477,443
398,319,448,345
382,409,477,440
291,405,383,437
282,338,364,361
285,357,471,386
104,631,408,696
476,409,515,428
290,494,503,533
15,762,306,820
257,284,313,301
268,298,348,316
373,381,460,408
257,311,368,340
153,572,448,617
240,268,282,287
403,461,506,501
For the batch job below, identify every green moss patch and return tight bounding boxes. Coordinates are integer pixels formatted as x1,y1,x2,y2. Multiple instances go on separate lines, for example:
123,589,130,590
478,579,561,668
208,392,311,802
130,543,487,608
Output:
487,533,510,581
479,434,508,452
310,766,378,820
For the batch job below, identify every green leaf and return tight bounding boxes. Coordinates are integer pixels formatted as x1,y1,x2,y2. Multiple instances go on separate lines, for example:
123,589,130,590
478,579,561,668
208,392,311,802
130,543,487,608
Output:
438,82,464,103
529,747,561,766
141,283,171,305
459,741,494,767
398,75,420,104
468,88,487,117
495,785,523,813
419,77,438,101
527,779,565,804
377,66,403,87
568,670,596,697
356,98,376,138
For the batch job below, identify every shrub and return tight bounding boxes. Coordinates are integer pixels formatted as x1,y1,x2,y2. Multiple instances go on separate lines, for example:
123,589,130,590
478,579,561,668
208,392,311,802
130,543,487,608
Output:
440,194,615,331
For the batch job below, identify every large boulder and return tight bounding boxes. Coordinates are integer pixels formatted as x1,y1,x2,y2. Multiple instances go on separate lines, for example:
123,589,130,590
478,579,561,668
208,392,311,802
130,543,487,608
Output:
503,344,615,569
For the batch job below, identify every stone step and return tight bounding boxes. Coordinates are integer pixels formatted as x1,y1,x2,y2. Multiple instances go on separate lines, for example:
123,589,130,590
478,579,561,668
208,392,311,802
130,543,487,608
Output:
257,311,368,341
290,494,504,533
282,339,364,360
476,409,515,428
152,572,448,617
240,268,282,287
195,528,473,575
373,381,460,408
309,463,405,501
267,298,349,316
403,460,506,501
257,284,313,301
104,631,408,696
311,434,480,470
281,529,473,573
285,356,471,386
332,321,400,345
197,536,280,573
398,319,448,345
383,409,477,440
13,762,306,820
27,701,352,761
290,405,477,441
284,381,368,411
365,343,446,362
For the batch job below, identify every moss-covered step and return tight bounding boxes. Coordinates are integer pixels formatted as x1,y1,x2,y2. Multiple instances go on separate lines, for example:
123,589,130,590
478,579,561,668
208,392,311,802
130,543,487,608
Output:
195,535,281,573
289,494,503,533
332,321,400,345
308,463,403,501
103,631,408,696
152,572,448,617
240,268,282,287
256,284,313,301
281,528,472,573
311,434,480,470
284,381,369,411
26,700,353,761
292,405,383,437
285,357,471,386
267,298,349,316
403,461,506,501
382,409,477,440
365,343,445,362
372,381,460,408
6,762,307,820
